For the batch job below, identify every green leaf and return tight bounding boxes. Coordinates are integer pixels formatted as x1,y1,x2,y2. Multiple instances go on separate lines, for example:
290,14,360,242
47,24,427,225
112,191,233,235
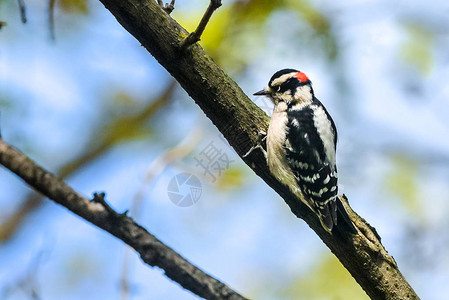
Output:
400,24,434,76
384,155,422,216
58,0,88,14
214,166,245,190
282,254,368,299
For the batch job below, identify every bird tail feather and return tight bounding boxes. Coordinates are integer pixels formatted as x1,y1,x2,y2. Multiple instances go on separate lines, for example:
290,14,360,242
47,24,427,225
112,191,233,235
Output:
335,196,357,234
317,197,357,234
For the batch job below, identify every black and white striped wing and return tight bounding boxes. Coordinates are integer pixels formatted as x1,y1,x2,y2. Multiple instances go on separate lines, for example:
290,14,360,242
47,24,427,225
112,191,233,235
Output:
284,103,338,230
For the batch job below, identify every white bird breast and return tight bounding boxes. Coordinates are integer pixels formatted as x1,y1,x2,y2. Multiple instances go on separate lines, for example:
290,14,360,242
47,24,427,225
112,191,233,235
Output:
266,102,300,195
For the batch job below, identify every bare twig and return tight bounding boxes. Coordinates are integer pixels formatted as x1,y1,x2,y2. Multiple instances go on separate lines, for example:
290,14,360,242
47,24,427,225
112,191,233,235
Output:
133,126,202,207
0,138,248,300
17,0,27,23
1,247,49,300
0,21,6,29
48,0,56,40
157,0,175,14
181,0,222,50
119,249,133,300
91,192,129,218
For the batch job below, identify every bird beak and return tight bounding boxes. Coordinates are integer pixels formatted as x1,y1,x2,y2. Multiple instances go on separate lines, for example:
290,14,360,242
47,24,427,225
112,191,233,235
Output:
253,89,269,96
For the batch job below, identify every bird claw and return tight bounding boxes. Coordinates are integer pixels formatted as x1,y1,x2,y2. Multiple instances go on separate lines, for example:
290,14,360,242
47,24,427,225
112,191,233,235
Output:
243,133,267,159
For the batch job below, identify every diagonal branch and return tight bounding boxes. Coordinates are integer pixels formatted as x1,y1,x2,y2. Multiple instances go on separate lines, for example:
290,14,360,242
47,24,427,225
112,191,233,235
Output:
96,0,420,299
0,138,248,300
181,0,222,50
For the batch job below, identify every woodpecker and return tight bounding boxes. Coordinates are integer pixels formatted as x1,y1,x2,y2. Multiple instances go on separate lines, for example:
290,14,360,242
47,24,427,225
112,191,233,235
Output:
253,69,354,233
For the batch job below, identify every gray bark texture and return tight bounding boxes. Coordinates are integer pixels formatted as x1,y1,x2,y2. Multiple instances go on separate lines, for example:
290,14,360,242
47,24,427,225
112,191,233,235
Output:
94,0,420,299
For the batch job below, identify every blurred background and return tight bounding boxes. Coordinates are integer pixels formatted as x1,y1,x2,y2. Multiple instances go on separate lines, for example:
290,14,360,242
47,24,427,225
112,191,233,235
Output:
1,0,449,299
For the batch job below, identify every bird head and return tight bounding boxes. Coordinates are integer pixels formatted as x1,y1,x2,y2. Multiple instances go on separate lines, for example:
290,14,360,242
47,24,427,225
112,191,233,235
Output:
254,69,314,106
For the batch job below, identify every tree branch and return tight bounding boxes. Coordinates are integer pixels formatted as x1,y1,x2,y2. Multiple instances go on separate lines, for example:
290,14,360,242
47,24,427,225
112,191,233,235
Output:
0,138,247,300
181,0,222,50
96,0,420,298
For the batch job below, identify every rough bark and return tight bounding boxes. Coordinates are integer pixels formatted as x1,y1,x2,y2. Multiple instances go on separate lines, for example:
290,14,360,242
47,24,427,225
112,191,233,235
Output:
0,139,247,300
95,0,420,299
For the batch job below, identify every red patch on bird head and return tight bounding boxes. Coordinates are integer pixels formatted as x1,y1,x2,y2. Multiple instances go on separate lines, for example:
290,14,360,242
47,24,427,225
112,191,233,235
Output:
295,72,309,82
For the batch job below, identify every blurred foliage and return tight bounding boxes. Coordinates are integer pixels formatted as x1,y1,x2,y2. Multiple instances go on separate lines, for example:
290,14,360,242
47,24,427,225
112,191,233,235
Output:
0,194,41,241
62,251,104,288
0,82,176,243
58,0,89,14
282,254,368,299
215,166,245,190
0,97,12,109
59,81,175,177
175,0,337,74
400,24,434,76
113,92,140,106
384,155,422,217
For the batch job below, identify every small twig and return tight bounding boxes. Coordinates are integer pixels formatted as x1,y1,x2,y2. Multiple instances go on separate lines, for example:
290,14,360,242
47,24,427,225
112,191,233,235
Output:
48,0,56,40
120,250,132,300
157,0,175,14
91,192,128,218
17,0,27,23
181,0,222,50
0,21,7,29
1,246,50,299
